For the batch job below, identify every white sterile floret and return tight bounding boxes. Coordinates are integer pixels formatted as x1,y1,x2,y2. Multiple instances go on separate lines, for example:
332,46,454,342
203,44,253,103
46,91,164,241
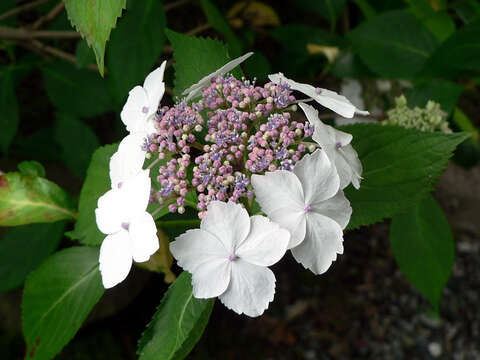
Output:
109,133,147,189
182,52,254,102
120,61,167,136
268,72,369,118
300,102,363,189
95,169,159,288
252,149,352,275
170,201,290,317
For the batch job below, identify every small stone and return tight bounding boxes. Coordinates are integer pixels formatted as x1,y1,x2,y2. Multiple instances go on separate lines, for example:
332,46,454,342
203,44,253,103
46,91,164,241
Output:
428,342,442,357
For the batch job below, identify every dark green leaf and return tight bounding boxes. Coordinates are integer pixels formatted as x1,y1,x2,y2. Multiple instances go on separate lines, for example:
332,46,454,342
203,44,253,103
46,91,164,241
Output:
22,247,104,359
405,80,464,114
18,161,46,178
106,0,167,105
295,0,347,25
137,272,214,360
10,128,62,162
243,52,271,81
407,0,455,41
75,39,96,69
42,61,114,117
390,194,454,310
67,144,117,245
0,0,16,26
0,171,76,226
343,124,469,229
452,107,479,146
55,113,100,179
348,10,439,78
0,222,65,292
331,49,374,78
200,0,242,57
352,0,377,19
423,20,480,77
452,0,480,24
0,69,19,153
166,29,241,96
64,0,126,75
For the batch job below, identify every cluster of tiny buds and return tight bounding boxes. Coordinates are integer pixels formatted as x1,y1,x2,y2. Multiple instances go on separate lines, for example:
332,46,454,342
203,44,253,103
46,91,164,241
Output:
146,74,318,217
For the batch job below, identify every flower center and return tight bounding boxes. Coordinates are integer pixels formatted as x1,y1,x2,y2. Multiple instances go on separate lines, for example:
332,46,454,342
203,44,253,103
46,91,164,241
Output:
121,222,130,230
315,87,322,95
335,141,342,149
304,204,311,212
142,106,149,114
117,182,123,189
228,254,237,262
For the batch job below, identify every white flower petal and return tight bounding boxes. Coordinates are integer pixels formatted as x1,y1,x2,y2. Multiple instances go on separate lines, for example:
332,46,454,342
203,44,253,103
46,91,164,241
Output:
95,189,123,234
183,52,254,102
129,212,159,262
120,86,148,133
170,229,230,273
170,228,231,298
338,144,363,189
291,212,344,275
219,259,275,317
99,231,133,288
120,169,151,219
311,191,352,229
269,73,368,118
252,171,304,215
270,207,306,249
236,215,290,267
143,61,167,120
109,133,146,188
200,201,250,253
293,149,340,205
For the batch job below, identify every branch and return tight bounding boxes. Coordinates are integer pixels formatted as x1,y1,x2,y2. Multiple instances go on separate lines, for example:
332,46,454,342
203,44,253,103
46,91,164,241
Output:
0,0,54,22
0,26,80,40
164,0,190,12
31,1,64,30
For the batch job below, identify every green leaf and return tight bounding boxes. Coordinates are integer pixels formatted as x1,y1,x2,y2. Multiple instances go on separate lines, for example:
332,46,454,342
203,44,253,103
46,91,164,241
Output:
42,61,114,117
64,0,126,75
137,272,214,360
75,39,96,69
390,194,454,310
67,144,117,245
452,0,480,24
343,124,469,229
243,52,271,81
0,69,19,154
0,0,16,26
0,222,65,292
452,107,479,146
0,171,76,226
200,0,243,57
18,161,46,178
423,20,480,78
166,29,241,96
295,0,348,25
106,0,167,105
352,0,377,19
405,79,464,115
347,10,439,78
407,0,455,42
54,113,100,179
331,49,374,78
22,246,104,359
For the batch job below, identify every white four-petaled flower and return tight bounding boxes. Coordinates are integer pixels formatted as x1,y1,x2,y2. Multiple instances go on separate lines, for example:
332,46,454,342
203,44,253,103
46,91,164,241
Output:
268,72,369,118
252,149,352,275
96,169,159,288
170,201,290,317
300,102,363,189
120,61,167,136
182,52,253,102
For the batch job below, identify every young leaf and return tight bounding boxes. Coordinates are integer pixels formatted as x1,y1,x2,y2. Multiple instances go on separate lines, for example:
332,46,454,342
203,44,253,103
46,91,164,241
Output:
137,272,214,360
0,69,19,154
0,222,65,292
54,113,100,179
165,29,241,95
67,144,117,246
342,124,469,229
347,10,439,78
64,0,126,75
423,19,480,77
390,194,454,310
106,0,167,105
405,79,464,115
200,0,243,57
0,171,76,226
42,61,114,117
22,246,104,359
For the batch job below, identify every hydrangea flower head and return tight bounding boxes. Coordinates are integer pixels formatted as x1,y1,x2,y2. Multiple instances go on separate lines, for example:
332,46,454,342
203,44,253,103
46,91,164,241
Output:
170,201,290,317
252,149,352,274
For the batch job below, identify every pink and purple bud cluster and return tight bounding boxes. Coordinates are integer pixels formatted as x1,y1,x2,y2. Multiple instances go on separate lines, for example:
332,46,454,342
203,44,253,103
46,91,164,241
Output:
146,75,317,217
